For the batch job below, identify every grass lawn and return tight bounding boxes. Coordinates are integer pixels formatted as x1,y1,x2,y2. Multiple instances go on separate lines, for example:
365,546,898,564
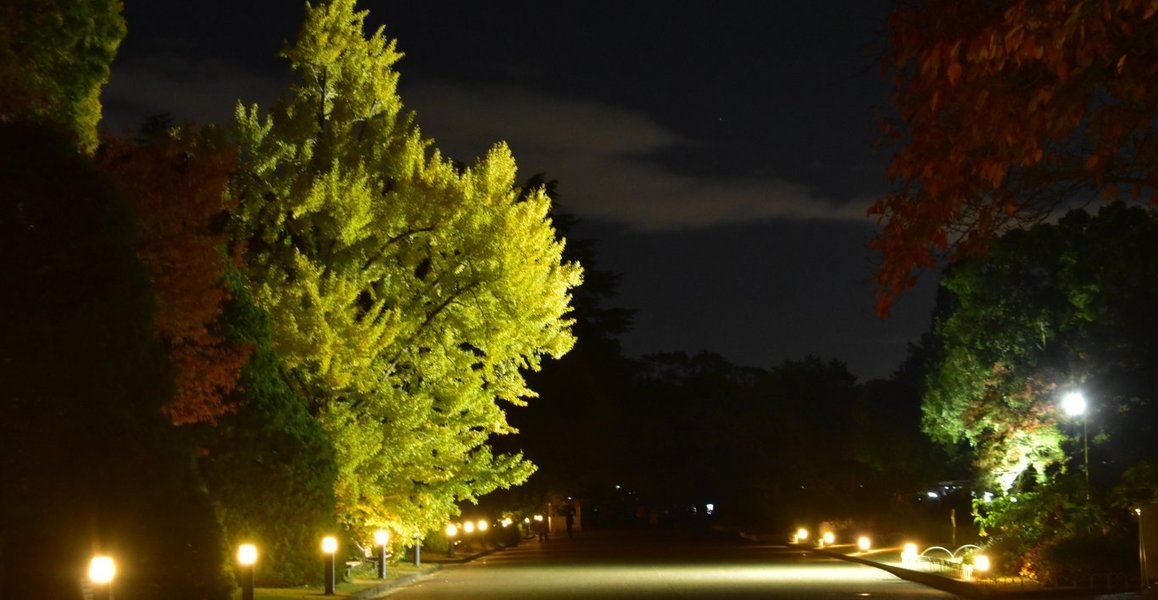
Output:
234,562,437,599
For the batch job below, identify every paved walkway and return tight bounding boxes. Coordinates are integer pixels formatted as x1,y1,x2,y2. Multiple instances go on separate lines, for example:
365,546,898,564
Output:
812,543,1153,599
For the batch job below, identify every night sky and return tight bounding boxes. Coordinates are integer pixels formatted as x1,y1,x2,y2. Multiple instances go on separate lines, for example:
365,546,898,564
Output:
102,0,939,381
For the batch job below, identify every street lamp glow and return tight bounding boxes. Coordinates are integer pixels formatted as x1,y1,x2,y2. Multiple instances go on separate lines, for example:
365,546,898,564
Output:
445,523,458,537
974,554,991,572
1061,389,1091,500
822,531,835,545
374,529,389,546
463,521,475,534
238,544,258,566
1062,391,1087,416
88,556,116,584
795,528,809,542
857,536,871,551
321,536,338,554
477,519,488,532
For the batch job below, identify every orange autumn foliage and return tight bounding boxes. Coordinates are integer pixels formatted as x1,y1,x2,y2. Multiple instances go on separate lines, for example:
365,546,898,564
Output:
871,0,1157,316
99,127,252,425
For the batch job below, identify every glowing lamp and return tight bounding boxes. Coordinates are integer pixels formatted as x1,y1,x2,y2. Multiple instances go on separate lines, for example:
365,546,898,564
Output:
322,536,338,554
822,531,835,545
477,519,489,532
1062,391,1087,416
88,556,116,585
374,530,389,546
974,554,991,572
238,544,257,566
857,536,871,551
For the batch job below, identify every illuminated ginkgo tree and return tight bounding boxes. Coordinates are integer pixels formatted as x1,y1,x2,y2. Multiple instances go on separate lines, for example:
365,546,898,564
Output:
230,0,580,538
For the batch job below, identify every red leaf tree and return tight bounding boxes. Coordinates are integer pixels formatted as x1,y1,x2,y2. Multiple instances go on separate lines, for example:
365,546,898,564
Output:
872,0,1157,316
100,126,252,425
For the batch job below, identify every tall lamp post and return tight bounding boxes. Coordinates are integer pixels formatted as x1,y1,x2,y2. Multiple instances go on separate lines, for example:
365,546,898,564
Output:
1062,390,1090,500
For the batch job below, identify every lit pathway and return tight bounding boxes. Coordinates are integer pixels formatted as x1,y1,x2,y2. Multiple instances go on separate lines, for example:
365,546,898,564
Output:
378,530,957,599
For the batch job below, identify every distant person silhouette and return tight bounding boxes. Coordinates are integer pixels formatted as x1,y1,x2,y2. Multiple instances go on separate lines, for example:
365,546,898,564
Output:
565,512,574,538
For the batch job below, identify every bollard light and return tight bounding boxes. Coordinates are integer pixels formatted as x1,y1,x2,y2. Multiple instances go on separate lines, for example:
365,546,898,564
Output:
901,542,918,564
322,536,337,596
446,523,458,558
88,556,116,585
857,536,871,551
238,544,258,565
88,555,116,600
374,530,389,579
238,544,257,600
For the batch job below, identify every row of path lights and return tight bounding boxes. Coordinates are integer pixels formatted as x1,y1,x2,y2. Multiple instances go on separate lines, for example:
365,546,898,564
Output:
446,519,491,557
91,532,404,599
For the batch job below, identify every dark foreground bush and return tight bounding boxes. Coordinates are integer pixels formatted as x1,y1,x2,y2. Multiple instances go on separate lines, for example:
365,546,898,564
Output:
1038,532,1137,586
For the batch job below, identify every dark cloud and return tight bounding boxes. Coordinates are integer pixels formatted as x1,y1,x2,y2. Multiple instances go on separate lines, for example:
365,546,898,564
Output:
404,83,876,230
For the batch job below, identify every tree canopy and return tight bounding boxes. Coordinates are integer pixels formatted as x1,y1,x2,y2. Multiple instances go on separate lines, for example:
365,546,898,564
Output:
923,203,1158,564
872,0,1157,316
0,0,126,153
230,0,580,539
99,124,253,425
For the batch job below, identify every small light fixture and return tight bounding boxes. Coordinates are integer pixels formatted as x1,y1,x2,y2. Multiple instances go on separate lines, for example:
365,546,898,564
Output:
901,543,918,564
88,556,116,585
238,544,258,566
237,544,257,600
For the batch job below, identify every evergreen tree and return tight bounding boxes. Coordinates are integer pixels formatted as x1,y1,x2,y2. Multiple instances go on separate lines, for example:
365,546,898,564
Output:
231,0,580,541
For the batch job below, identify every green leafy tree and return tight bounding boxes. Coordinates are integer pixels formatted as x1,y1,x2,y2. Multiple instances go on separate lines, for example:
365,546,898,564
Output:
924,203,1158,571
230,0,580,542
197,274,339,586
0,0,126,153
923,224,1071,493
